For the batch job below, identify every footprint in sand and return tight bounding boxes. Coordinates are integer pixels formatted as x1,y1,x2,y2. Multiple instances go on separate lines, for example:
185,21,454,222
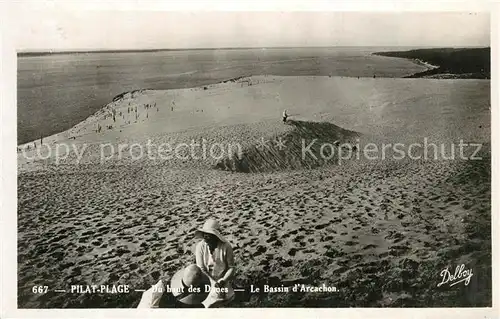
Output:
322,235,334,241
288,248,298,256
266,235,278,243
388,244,410,257
385,231,405,243
71,267,82,276
423,241,433,248
259,259,268,266
351,254,363,261
81,230,94,236
273,240,283,247
253,246,267,257
324,247,345,258
378,252,390,258
115,246,131,256
129,263,139,270
314,223,329,230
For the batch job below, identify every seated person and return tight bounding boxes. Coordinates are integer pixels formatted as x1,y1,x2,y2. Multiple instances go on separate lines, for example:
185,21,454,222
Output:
194,218,236,308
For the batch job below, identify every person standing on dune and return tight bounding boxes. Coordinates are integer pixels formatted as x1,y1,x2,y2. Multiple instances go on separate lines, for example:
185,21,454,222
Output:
282,109,288,123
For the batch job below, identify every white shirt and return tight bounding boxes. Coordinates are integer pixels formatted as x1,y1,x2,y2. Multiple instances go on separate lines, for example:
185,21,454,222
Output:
195,240,235,307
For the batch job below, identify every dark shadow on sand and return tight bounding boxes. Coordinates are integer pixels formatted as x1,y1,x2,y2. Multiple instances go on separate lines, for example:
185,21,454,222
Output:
215,120,361,173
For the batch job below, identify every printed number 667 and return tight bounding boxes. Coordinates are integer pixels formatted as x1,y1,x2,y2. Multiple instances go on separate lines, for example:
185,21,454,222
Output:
32,286,48,293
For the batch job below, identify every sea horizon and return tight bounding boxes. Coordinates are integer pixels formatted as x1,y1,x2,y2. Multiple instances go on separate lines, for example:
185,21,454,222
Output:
16,45,490,57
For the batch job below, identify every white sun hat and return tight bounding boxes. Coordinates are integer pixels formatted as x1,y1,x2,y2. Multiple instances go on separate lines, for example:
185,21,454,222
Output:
194,218,227,243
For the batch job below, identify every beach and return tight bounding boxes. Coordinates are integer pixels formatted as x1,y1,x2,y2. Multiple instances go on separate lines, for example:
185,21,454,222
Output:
17,73,491,308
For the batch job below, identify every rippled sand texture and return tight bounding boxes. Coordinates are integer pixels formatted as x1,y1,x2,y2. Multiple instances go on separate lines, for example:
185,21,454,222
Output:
17,76,491,307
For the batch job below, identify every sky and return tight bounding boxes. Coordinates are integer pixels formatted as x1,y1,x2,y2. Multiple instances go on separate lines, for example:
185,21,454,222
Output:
4,3,491,51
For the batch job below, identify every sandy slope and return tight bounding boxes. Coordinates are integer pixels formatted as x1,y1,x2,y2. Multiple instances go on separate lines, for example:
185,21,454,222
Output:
17,76,491,308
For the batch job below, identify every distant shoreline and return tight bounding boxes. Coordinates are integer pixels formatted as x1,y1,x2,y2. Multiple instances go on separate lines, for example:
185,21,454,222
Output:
18,46,368,57
17,45,484,57
373,47,490,79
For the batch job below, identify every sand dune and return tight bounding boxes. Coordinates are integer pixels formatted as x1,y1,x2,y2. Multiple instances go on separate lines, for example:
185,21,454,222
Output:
215,120,361,172
17,75,491,308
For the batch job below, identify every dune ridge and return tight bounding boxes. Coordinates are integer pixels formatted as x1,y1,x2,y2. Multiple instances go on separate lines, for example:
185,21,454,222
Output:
215,120,361,173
